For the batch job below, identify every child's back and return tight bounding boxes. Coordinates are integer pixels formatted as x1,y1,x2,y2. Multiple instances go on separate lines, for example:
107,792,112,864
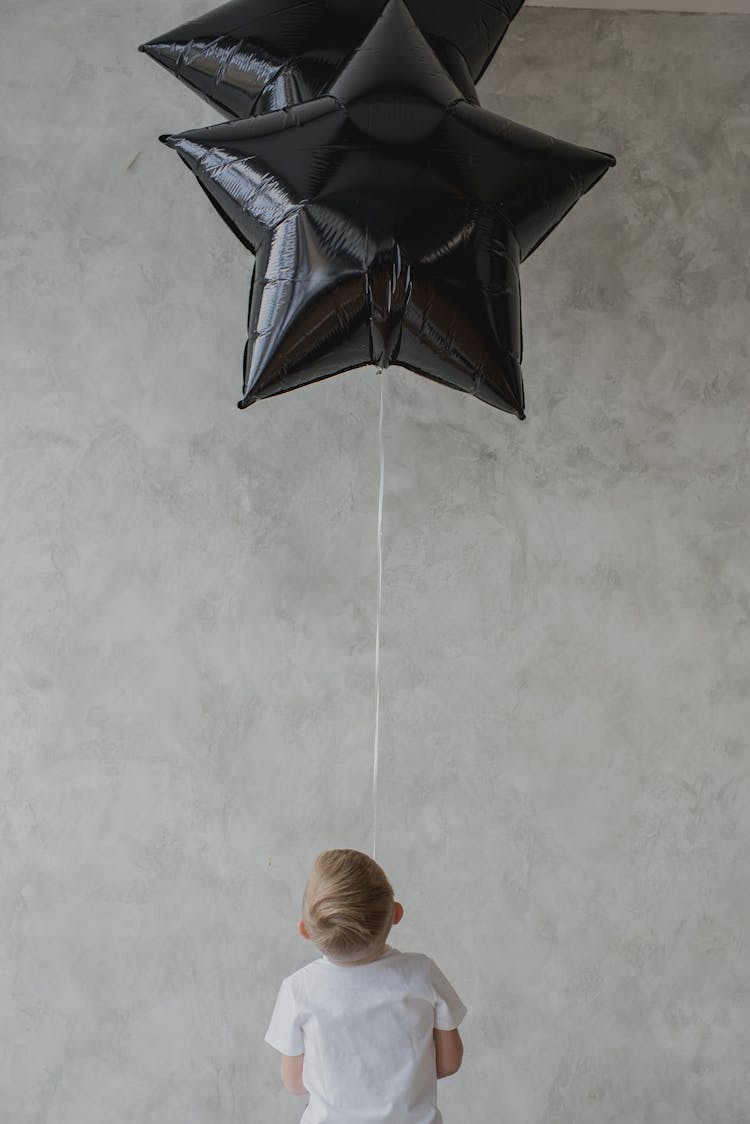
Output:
266,944,466,1123
265,850,466,1124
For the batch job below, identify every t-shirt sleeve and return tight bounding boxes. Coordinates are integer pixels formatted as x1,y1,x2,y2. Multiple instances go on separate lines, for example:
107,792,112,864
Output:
429,959,468,1030
264,975,305,1055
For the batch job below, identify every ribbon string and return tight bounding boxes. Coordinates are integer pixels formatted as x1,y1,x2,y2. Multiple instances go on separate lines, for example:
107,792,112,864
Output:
372,369,386,860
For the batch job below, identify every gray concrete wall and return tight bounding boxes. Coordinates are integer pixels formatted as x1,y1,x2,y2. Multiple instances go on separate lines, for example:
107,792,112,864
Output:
2,2,749,1121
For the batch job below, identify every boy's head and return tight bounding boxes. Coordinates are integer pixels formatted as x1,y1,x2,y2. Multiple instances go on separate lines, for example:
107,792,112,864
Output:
299,849,403,963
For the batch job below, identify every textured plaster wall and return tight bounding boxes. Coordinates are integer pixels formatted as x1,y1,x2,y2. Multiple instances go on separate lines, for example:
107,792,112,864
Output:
2,2,749,1122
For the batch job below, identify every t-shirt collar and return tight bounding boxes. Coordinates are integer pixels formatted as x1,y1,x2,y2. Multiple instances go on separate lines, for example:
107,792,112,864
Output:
321,944,395,967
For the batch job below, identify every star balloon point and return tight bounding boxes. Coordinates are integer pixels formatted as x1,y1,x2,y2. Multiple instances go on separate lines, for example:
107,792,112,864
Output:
139,0,527,118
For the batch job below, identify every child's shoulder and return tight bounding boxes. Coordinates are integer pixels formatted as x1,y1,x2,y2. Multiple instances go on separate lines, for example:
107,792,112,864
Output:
391,949,446,985
282,960,318,986
378,948,441,982
390,948,434,970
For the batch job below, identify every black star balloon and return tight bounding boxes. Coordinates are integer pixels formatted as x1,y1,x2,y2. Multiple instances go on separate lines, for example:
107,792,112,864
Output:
160,0,615,417
140,0,525,117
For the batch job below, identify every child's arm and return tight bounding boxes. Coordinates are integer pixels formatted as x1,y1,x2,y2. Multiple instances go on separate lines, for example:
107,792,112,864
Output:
433,1028,464,1079
266,975,307,1094
280,1054,308,1096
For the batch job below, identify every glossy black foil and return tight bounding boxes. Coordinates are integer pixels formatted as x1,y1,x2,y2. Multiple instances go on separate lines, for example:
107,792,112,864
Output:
140,0,525,118
159,1,615,416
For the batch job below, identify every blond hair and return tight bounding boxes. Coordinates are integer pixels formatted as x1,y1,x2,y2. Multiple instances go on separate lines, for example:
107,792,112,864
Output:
302,849,395,961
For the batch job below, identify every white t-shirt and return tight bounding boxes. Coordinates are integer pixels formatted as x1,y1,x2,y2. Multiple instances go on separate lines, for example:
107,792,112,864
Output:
264,945,467,1124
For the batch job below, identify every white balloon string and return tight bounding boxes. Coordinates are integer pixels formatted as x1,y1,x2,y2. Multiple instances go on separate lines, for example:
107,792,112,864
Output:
372,368,386,861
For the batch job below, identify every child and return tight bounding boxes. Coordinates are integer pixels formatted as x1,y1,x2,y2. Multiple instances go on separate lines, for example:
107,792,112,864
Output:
265,848,466,1123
